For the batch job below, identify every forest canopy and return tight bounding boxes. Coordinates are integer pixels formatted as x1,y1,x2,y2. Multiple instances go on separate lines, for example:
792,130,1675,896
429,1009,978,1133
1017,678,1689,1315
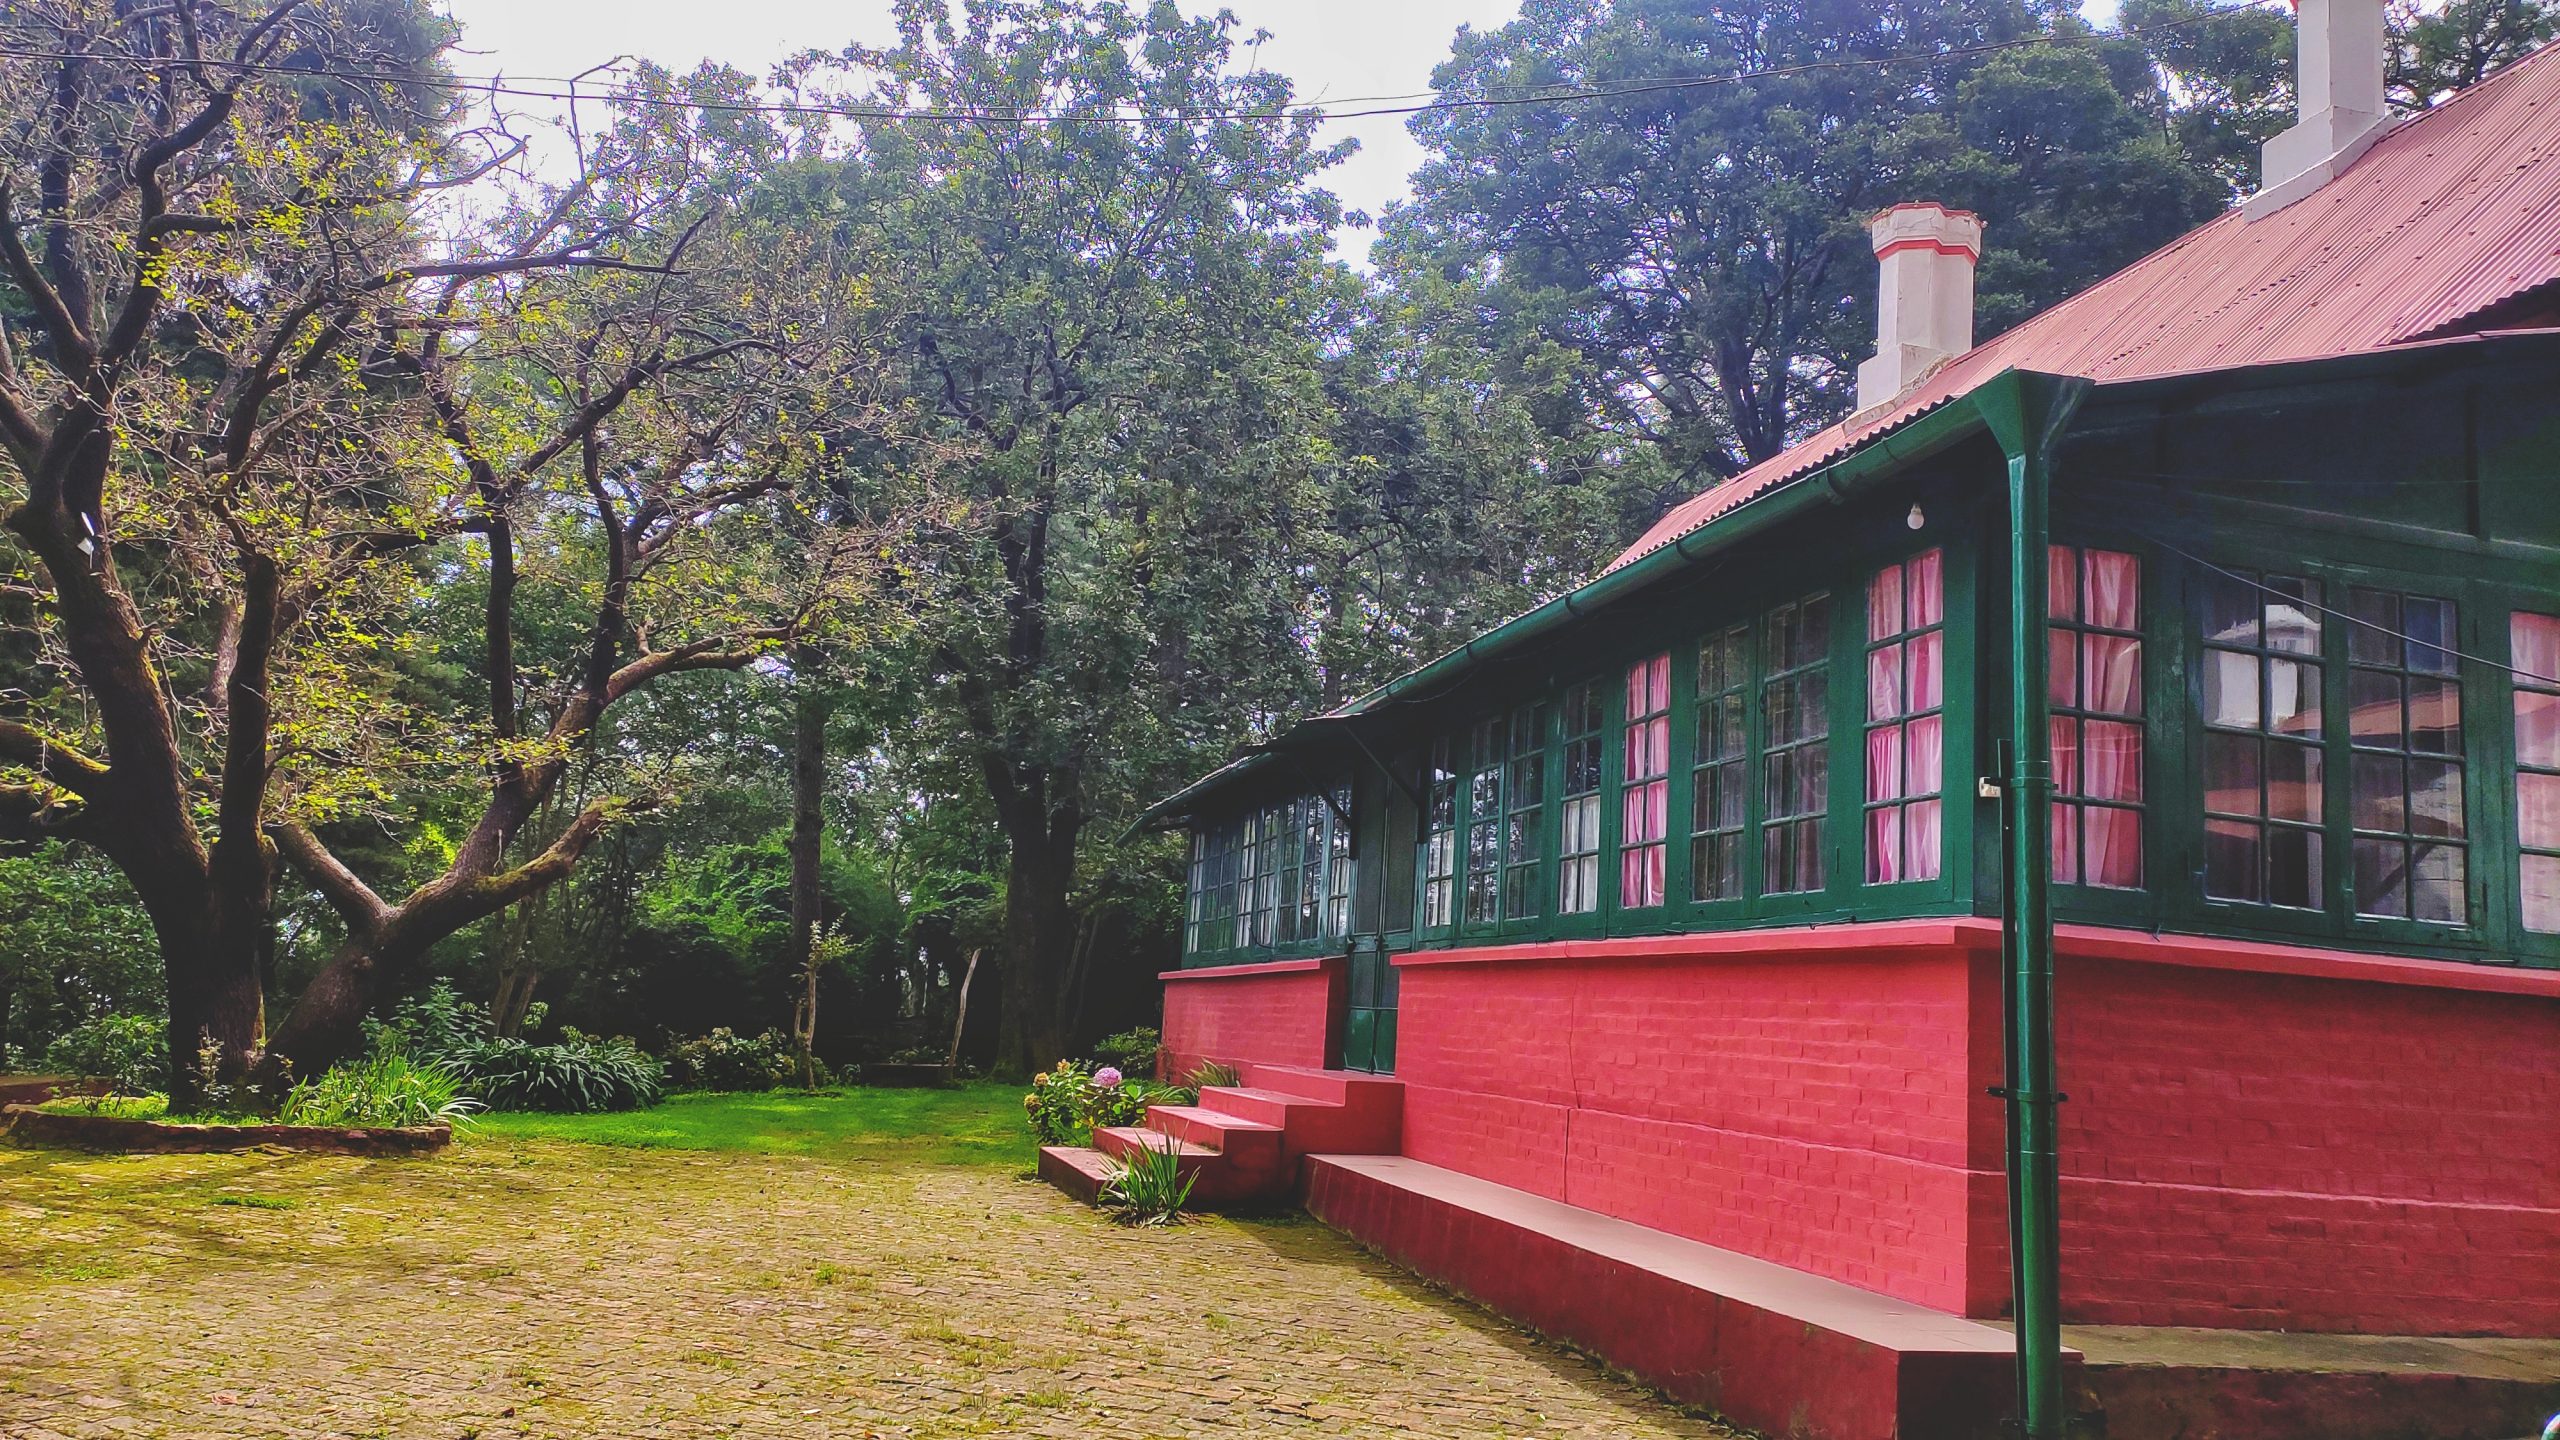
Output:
4,0,2550,1099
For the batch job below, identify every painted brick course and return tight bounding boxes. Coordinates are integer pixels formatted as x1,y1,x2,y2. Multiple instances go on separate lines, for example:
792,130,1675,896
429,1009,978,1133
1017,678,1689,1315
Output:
1158,921,2560,1337
1159,957,1341,1076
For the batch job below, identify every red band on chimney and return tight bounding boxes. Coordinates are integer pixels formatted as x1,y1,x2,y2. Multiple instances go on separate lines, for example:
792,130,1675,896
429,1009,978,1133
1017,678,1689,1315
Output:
1874,238,1981,261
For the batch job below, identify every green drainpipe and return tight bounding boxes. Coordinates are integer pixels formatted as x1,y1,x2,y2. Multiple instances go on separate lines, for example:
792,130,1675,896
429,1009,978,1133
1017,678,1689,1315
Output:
1979,372,2087,1439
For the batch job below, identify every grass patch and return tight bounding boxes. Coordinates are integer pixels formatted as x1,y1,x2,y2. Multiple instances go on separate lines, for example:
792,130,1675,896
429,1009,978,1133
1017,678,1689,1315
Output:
35,1093,169,1119
472,1084,1028,1168
205,1193,297,1210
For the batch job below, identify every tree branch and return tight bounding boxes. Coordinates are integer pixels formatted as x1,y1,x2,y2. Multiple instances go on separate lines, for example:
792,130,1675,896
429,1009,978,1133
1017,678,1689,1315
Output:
267,819,392,934
0,719,109,798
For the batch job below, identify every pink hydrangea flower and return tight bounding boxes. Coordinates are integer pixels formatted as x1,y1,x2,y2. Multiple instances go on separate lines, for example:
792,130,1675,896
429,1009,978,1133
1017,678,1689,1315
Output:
1092,1067,1124,1089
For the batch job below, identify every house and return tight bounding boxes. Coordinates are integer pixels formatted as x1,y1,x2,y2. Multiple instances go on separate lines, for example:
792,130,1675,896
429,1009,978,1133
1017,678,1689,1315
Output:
1042,7,2560,1437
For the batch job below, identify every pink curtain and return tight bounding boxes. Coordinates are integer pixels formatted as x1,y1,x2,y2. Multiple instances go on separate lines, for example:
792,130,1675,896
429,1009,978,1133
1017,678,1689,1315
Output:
2048,545,2078,622
1908,550,1945,628
1869,564,1905,643
1906,798,1942,882
1621,654,1671,907
2085,548,2140,630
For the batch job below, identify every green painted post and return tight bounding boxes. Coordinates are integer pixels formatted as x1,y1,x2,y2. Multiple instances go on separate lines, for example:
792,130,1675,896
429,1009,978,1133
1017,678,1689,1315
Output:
1979,373,2086,1440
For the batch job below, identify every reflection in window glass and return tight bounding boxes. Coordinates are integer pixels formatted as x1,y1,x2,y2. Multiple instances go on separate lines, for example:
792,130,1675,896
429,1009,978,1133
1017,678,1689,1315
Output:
1692,626,1750,901
1422,739,1458,929
2345,587,2467,923
1558,683,1606,914
1762,593,1831,894
2200,569,2324,908
2513,612,2560,934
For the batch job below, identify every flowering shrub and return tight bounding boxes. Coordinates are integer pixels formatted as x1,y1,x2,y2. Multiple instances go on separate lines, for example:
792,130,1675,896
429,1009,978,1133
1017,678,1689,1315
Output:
1023,1059,1158,1145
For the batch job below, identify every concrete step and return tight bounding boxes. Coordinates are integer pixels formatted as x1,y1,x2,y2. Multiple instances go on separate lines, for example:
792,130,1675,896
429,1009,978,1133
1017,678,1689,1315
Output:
1144,1103,1283,1163
1223,1065,1403,1158
1304,1153,2034,1440
1092,1124,1288,1207
1036,1145,1114,1204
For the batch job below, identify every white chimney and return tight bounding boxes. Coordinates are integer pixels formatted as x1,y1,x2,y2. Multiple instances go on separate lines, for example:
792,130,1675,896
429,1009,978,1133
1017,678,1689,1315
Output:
2246,0,2391,219
1855,202,1983,415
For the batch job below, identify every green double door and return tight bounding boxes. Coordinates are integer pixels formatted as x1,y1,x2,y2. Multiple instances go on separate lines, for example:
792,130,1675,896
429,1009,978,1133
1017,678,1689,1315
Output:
1340,938,1399,1074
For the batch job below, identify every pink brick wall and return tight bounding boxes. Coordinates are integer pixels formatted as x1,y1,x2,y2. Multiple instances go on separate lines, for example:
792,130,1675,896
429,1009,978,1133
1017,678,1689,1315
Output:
1393,927,2008,1314
1160,957,1341,1076
2051,950,2560,1335
1159,921,2560,1336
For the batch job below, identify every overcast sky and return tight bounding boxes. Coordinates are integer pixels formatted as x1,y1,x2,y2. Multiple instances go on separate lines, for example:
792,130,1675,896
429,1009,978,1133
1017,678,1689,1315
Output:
436,0,1523,264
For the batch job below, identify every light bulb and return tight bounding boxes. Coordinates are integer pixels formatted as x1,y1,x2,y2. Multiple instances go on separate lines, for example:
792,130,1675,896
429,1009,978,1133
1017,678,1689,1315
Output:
1906,503,1926,532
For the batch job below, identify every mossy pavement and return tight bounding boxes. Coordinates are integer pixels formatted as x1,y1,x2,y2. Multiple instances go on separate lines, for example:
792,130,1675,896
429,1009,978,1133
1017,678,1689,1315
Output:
0,1089,1738,1439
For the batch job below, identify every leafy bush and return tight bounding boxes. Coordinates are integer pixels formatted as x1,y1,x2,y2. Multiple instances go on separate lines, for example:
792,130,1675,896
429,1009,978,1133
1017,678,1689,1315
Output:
1089,1026,1162,1079
448,1030,663,1113
1099,1137,1195,1226
41,1013,167,1094
1182,1059,1241,1091
1023,1059,1160,1145
665,1026,803,1092
364,983,660,1114
36,1092,168,1119
280,1049,483,1129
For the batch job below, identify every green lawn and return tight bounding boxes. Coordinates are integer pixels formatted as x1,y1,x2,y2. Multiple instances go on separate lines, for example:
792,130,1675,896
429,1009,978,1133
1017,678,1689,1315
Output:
472,1082,1030,1167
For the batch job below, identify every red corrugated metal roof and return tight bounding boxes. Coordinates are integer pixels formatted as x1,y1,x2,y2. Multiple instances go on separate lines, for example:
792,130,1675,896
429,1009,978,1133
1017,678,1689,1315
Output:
1609,39,2560,572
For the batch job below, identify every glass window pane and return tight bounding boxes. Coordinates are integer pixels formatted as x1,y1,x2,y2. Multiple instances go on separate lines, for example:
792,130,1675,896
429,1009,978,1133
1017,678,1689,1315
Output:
2203,652,2261,729
2204,571,2259,647
1907,714,1944,796
2049,628,2077,707
2352,752,2406,833
2348,669,2404,745
2519,771,2560,851
2085,807,2143,889
2205,818,2261,902
2083,720,2143,803
2204,732,2262,817
2407,678,2462,756
2267,742,2323,824
2082,635,2141,717
2411,844,2465,923
2355,836,2407,917
2048,545,2079,623
2269,660,2321,737
2406,598,2457,675
2524,853,2560,934
2408,759,2464,839
1868,643,1903,722
2348,588,2402,666
2265,576,2323,655
2269,827,2322,909
1869,563,1905,642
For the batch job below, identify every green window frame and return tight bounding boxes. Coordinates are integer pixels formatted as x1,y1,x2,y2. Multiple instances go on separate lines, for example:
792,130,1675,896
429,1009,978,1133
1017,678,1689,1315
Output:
1620,654,1672,909
1420,738,1459,934
1502,704,1548,923
1181,786,1355,963
2198,568,2328,910
1864,549,1946,885
2048,545,2146,890
1326,783,1356,937
2343,586,2470,923
1558,681,1606,915
1462,714,1508,930
1762,591,1833,895
1691,624,1750,903
2516,611,2560,936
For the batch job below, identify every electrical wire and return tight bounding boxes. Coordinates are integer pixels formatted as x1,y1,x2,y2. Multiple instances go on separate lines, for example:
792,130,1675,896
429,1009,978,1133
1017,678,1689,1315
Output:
0,0,2286,128
2133,528,2560,688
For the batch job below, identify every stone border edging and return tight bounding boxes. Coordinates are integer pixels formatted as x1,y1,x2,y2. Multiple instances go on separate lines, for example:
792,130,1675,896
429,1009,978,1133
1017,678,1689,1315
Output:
1,1103,452,1157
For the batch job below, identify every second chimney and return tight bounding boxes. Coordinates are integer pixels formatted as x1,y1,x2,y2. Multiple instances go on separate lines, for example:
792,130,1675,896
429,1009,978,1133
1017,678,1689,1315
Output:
2247,0,2390,218
1855,202,1983,415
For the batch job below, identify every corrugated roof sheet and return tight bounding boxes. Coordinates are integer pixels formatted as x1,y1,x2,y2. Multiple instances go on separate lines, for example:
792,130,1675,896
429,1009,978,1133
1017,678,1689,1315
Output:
1609,38,2560,572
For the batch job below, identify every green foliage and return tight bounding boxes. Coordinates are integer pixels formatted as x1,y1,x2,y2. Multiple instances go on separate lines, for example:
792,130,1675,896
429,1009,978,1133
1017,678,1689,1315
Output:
0,845,161,1066
34,1093,169,1119
1089,1027,1163,1079
1022,1059,1158,1146
666,1027,806,1092
367,983,661,1113
41,1014,167,1095
279,1050,484,1129
1181,1059,1241,1092
1099,1138,1196,1227
446,1032,665,1114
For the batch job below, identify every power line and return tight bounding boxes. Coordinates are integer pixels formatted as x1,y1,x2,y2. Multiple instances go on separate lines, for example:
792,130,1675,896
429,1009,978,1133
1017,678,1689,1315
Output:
0,1,2284,129
2136,529,2560,688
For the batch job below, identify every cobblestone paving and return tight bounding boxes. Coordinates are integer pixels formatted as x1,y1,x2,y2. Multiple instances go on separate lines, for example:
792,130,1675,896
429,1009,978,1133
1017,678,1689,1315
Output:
0,1135,1738,1439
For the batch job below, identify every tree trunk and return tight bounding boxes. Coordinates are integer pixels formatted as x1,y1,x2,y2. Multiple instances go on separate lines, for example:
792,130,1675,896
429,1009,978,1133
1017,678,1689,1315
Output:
158,883,269,1110
995,822,1079,1074
787,650,828,1087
